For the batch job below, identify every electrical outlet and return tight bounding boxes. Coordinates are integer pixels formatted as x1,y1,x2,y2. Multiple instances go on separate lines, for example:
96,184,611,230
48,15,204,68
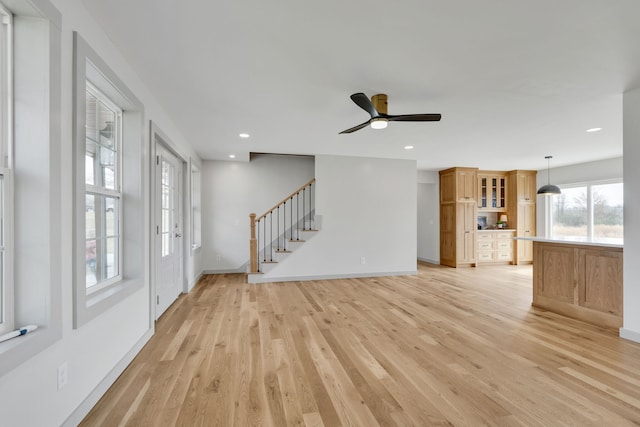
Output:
57,362,68,390
360,257,366,265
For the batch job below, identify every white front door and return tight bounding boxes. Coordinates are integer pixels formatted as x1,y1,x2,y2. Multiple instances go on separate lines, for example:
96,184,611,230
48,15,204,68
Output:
155,143,183,319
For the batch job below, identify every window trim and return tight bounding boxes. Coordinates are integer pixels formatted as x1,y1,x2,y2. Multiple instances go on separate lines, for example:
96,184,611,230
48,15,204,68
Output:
0,1,12,335
0,0,63,378
73,31,146,328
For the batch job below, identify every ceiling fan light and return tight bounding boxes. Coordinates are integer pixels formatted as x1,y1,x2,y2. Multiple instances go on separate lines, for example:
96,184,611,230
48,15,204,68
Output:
370,118,388,130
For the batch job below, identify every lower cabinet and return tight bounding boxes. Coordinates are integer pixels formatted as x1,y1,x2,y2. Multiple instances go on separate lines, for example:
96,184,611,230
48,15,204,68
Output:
532,241,622,328
476,230,514,264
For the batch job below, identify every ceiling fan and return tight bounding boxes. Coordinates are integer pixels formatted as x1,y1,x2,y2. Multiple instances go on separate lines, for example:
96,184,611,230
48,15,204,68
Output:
339,92,441,134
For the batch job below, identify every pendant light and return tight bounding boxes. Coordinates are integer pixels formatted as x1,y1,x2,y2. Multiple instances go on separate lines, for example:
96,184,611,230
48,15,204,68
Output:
537,155,561,195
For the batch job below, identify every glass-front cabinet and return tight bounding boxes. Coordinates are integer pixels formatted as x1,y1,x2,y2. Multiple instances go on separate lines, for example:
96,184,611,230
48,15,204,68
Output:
478,173,506,210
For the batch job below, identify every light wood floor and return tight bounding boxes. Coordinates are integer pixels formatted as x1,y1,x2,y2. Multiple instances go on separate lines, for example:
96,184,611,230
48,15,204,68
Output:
81,263,640,426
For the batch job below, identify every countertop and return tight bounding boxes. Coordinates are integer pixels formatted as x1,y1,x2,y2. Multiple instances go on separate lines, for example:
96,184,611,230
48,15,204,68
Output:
514,235,623,249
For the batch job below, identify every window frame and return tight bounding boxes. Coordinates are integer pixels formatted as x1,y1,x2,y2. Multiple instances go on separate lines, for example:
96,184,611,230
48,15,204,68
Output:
84,83,124,294
73,31,146,328
0,1,12,335
548,178,624,241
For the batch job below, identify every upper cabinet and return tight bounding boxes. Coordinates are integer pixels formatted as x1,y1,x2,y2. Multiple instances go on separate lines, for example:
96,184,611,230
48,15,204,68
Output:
440,167,478,203
516,171,537,202
477,172,506,211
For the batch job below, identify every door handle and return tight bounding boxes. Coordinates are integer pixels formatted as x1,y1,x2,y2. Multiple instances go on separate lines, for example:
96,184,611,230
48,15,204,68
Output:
175,232,182,238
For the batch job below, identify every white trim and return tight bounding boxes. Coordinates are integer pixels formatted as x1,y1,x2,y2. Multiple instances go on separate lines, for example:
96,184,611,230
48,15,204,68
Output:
417,257,439,265
620,328,640,344
72,31,145,328
60,328,154,427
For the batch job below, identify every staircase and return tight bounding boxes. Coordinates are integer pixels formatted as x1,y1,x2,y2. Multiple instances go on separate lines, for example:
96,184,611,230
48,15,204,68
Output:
248,178,317,283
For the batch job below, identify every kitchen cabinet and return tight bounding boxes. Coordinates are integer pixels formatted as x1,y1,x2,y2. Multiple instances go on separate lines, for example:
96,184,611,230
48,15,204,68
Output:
439,167,477,267
456,202,477,264
532,240,622,328
507,170,537,264
478,172,506,210
476,230,514,263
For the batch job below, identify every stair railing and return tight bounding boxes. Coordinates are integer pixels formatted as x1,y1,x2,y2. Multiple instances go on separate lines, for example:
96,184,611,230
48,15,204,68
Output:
249,178,315,273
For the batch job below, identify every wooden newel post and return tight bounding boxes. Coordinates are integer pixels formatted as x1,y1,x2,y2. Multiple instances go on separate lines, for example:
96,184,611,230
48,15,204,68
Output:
249,213,258,273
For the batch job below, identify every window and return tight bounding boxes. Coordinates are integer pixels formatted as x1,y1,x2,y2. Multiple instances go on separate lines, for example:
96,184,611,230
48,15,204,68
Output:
0,0,63,377
73,32,145,328
550,180,623,242
84,85,122,292
0,2,12,335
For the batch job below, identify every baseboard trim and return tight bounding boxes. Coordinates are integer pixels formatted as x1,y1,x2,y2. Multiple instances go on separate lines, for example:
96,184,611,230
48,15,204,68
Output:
203,264,248,275
620,327,640,344
187,271,205,292
418,257,439,265
62,328,154,427
248,270,418,284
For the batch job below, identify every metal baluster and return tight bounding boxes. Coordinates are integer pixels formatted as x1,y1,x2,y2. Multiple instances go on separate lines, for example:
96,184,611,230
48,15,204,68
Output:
290,196,293,242
263,217,266,262
296,192,300,240
303,187,306,230
277,206,280,251
270,212,273,261
257,219,261,272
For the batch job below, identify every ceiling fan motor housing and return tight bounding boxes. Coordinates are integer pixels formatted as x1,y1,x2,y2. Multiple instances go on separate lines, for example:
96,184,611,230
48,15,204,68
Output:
371,94,388,115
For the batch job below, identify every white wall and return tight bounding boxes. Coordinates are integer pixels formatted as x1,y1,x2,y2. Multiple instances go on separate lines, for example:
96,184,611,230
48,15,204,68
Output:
201,154,315,272
257,155,417,281
622,88,640,343
0,0,202,425
536,157,623,237
417,170,440,264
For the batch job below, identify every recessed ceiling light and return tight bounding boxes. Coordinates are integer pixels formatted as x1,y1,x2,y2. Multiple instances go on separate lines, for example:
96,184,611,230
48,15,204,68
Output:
229,154,236,159
239,133,250,138
404,145,414,150
586,127,602,133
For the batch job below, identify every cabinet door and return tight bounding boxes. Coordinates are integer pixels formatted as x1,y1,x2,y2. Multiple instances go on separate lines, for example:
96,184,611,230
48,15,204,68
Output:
517,203,536,262
457,170,477,201
533,243,575,304
577,248,623,316
440,204,456,265
517,173,536,202
456,203,476,263
440,171,456,204
478,175,488,208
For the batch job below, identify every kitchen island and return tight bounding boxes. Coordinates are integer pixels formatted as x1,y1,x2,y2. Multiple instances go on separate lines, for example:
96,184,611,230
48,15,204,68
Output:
516,236,623,329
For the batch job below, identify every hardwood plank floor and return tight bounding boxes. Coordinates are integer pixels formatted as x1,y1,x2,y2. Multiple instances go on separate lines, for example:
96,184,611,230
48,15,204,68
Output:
80,263,640,426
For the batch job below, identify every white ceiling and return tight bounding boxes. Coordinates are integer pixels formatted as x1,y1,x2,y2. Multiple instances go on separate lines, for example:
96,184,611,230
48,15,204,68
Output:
79,0,640,171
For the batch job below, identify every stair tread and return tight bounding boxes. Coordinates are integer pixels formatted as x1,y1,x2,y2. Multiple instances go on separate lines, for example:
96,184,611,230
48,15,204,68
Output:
275,250,292,253
288,239,306,243
261,261,278,264
300,229,319,232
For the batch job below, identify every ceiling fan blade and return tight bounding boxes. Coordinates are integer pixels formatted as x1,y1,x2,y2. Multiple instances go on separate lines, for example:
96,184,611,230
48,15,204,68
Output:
386,113,442,122
339,120,371,134
350,93,379,118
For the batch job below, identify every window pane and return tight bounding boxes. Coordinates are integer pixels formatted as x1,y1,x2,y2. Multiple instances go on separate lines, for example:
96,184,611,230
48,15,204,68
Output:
593,182,623,239
162,232,170,257
85,194,96,239
105,236,119,279
98,101,116,148
85,141,96,185
552,186,588,238
86,91,98,143
86,239,97,287
105,196,118,237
